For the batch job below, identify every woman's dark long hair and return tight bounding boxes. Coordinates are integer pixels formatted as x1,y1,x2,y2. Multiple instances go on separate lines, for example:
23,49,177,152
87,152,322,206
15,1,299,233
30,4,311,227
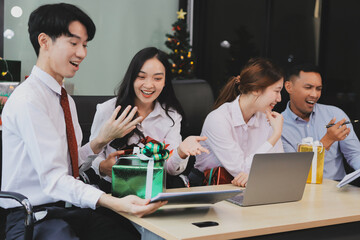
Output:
111,47,185,149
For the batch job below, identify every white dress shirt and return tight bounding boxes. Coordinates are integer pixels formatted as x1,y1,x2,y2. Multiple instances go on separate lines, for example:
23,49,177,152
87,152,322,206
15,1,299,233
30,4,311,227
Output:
90,98,187,182
1,66,103,209
195,95,283,177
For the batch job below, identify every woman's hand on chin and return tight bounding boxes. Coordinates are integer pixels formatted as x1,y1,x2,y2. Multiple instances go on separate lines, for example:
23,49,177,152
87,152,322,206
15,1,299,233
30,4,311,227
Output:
266,111,283,135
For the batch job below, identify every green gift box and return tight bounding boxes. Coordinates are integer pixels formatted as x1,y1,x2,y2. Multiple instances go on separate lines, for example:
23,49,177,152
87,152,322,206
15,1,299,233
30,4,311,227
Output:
112,155,166,199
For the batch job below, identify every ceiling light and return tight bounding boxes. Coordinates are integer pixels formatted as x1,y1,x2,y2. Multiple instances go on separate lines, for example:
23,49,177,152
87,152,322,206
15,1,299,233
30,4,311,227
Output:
4,29,15,39
11,6,23,18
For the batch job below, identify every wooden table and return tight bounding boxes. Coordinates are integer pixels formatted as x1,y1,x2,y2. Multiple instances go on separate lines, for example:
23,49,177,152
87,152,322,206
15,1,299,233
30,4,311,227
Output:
120,179,360,240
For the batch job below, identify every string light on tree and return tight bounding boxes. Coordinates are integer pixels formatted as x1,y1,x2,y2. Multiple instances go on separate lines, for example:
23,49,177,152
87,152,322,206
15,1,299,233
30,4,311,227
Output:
165,9,195,79
0,57,13,81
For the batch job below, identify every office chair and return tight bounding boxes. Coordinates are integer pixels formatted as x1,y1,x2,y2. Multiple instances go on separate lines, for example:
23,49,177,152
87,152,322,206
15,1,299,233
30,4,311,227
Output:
172,79,214,138
0,191,34,240
170,79,214,187
71,95,114,145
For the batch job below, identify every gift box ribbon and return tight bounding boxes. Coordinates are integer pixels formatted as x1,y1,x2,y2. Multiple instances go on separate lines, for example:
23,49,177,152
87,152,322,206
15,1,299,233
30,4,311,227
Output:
141,142,170,161
301,137,323,183
133,141,169,199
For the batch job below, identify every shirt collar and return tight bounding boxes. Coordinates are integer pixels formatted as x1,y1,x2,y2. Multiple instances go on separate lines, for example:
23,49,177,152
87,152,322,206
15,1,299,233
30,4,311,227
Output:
248,112,260,127
285,101,316,121
147,101,166,119
231,95,259,128
31,65,63,95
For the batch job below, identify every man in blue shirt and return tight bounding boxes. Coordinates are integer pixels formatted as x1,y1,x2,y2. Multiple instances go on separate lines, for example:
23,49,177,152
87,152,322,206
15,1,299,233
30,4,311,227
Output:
281,64,360,181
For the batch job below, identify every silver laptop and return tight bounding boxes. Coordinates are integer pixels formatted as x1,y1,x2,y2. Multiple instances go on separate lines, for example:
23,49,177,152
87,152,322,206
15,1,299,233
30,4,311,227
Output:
227,152,313,207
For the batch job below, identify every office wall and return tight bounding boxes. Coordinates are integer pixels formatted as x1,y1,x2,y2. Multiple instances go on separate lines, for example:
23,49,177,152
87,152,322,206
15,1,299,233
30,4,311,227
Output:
193,0,319,102
3,0,177,95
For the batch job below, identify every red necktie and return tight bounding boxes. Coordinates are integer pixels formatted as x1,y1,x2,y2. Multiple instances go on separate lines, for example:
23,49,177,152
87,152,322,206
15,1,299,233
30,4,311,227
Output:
60,87,79,178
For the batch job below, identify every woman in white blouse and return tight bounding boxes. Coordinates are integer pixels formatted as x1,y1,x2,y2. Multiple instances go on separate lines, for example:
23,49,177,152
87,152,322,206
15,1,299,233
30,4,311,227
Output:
89,47,208,191
192,58,284,187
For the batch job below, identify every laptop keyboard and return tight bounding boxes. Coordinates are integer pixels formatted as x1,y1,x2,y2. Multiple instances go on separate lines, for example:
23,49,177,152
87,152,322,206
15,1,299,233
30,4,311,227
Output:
226,193,244,206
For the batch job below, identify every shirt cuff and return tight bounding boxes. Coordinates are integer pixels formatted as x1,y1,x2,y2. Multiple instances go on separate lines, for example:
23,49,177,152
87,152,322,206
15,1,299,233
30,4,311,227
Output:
81,184,104,209
91,155,111,183
166,148,188,175
79,142,96,160
92,155,104,176
258,141,273,153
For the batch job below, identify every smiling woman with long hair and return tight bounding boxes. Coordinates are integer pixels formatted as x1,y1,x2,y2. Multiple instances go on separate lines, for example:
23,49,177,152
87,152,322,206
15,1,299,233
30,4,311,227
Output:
89,47,208,191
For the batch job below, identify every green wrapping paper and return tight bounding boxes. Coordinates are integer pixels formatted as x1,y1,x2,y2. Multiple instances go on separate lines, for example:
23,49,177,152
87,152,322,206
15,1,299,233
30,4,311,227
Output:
112,155,166,199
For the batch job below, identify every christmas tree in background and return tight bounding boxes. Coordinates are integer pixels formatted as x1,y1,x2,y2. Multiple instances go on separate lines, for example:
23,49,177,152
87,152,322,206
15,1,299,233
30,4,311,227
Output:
165,9,195,79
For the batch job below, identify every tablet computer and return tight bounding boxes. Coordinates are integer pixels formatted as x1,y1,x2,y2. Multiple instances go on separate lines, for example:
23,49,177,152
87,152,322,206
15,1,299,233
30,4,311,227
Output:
149,189,243,204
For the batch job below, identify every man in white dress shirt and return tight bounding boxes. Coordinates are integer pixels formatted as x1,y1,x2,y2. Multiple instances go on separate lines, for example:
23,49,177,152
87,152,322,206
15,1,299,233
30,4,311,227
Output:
1,3,165,240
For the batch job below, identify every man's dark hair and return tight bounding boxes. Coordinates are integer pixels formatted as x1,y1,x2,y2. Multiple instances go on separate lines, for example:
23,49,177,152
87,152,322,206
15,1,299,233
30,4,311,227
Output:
285,64,321,82
28,3,96,56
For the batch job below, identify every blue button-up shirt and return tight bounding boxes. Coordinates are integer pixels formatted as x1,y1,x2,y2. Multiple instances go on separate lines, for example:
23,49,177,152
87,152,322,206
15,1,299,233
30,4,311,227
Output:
282,102,360,180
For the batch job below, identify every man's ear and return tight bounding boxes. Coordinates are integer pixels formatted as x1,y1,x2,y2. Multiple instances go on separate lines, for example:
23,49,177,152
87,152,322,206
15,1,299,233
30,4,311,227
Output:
38,33,51,51
284,80,293,94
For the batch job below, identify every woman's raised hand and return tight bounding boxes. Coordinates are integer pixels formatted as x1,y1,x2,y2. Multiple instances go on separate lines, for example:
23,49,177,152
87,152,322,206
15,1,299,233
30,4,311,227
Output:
177,136,209,159
98,105,143,144
90,105,143,154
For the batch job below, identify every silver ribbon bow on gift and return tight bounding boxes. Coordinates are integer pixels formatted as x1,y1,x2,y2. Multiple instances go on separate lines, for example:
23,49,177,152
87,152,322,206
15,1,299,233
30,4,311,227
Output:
301,137,323,183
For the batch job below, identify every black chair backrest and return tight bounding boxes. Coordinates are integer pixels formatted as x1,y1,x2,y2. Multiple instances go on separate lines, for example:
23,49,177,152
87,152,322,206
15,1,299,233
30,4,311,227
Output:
172,79,214,176
172,79,214,138
72,95,114,145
